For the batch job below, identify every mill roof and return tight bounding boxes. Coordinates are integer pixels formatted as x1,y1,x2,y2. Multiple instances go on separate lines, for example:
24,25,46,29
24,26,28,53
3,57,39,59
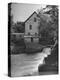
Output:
24,11,38,23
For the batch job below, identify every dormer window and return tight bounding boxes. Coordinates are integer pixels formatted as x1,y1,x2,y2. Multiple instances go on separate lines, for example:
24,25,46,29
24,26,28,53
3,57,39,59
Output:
34,17,36,22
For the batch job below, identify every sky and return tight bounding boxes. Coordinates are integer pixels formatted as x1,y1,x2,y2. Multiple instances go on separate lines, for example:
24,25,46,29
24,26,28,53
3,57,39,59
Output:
11,3,46,23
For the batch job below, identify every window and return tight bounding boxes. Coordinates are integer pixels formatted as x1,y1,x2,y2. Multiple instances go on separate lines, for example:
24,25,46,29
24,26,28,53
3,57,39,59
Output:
31,37,33,42
28,32,30,35
34,17,36,22
35,33,37,36
29,25,32,30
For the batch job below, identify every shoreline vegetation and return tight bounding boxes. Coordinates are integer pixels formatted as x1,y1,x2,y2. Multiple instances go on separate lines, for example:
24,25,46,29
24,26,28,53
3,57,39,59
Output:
10,36,54,55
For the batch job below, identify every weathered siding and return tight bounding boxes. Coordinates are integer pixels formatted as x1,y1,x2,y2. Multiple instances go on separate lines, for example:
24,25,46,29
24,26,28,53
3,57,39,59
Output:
24,37,31,42
24,37,39,43
24,12,40,43
25,13,39,35
33,38,39,43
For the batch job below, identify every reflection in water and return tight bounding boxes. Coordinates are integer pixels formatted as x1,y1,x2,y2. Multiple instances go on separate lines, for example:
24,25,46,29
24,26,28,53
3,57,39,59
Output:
11,48,51,77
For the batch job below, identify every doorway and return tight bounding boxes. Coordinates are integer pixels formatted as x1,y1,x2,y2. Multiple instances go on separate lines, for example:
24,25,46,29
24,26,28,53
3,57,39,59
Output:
31,37,33,42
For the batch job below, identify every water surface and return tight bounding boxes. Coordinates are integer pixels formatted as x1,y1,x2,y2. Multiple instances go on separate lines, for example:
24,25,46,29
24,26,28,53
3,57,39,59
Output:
11,48,51,77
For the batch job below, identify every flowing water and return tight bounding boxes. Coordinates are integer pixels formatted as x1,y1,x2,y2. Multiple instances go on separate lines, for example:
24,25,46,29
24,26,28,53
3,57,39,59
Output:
11,48,51,77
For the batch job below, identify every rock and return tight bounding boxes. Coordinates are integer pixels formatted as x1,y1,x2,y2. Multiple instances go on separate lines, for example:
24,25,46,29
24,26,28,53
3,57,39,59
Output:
38,64,58,74
45,43,58,64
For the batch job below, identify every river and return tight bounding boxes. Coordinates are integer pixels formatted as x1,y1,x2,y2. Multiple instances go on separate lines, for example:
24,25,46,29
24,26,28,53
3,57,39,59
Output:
11,48,51,77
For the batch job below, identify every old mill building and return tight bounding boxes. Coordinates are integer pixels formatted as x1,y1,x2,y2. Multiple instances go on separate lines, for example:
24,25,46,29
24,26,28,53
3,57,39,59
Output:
24,11,41,43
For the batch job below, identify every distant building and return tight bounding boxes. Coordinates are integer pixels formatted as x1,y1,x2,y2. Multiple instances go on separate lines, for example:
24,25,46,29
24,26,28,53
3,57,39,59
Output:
24,12,40,43
11,33,24,40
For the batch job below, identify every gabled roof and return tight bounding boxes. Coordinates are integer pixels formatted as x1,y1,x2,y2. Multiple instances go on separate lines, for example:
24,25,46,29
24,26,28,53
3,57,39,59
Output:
24,11,52,24
24,11,38,23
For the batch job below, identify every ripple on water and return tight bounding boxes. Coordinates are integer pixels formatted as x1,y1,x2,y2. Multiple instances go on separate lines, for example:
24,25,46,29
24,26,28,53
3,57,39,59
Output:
11,48,51,76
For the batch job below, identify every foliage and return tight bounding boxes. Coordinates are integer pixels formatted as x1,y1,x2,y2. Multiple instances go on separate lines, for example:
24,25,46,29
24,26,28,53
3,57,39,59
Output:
12,22,25,33
38,5,58,45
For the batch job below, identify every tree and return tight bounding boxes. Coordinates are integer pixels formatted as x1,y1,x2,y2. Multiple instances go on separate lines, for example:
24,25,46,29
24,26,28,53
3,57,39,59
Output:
37,5,58,45
13,22,25,33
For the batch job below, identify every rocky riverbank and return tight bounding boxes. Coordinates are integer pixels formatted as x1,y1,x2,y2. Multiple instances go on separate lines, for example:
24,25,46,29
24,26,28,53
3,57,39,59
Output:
38,43,58,75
